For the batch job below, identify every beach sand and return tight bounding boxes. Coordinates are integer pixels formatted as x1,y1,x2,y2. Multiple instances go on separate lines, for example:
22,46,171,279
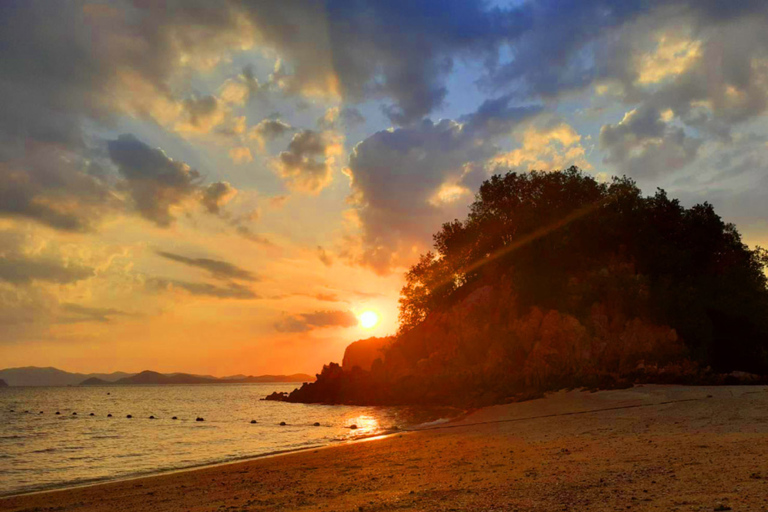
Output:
2,385,768,511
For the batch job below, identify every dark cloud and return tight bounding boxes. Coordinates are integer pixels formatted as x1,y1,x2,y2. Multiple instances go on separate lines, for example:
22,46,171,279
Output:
201,181,237,215
0,1,248,230
251,119,293,143
274,309,358,333
345,98,540,273
149,278,258,300
156,251,258,282
58,303,131,324
236,0,531,124
108,134,202,226
0,144,115,232
0,256,93,286
599,105,701,178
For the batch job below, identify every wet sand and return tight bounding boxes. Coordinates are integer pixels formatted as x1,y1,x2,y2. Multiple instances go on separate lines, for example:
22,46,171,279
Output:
2,385,768,511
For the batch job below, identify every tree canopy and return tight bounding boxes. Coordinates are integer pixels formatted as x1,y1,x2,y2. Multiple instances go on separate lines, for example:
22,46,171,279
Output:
399,167,768,372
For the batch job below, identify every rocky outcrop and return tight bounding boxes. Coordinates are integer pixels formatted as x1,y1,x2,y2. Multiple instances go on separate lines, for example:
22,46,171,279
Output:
342,336,394,371
0,378,7,387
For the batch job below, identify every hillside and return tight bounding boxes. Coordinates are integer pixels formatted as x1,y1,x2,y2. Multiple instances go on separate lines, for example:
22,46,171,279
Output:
80,370,315,386
0,367,134,387
272,168,768,406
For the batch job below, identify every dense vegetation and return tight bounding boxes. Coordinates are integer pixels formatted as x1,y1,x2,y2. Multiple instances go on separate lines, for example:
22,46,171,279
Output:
280,168,768,406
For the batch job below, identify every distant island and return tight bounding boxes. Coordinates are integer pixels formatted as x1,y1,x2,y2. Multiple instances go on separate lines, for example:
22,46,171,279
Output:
80,370,315,386
269,168,768,407
0,367,314,387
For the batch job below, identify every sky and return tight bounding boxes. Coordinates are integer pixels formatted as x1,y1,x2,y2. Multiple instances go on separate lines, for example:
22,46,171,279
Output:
2,0,768,376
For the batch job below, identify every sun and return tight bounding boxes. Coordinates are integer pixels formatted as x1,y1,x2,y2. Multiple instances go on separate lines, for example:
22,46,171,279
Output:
358,310,380,329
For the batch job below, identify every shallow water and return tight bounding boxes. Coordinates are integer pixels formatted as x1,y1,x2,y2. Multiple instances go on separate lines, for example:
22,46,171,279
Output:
0,384,457,496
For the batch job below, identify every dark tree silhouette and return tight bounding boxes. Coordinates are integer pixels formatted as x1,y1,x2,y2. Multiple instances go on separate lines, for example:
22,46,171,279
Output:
281,167,768,407
399,167,768,372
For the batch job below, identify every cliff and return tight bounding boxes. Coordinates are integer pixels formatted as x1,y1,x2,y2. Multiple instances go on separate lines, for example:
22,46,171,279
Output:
342,336,394,371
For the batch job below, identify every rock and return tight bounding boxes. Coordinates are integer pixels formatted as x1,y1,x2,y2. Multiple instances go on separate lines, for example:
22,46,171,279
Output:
279,421,287,426
89,413,95,416
349,424,358,429
264,391,289,402
727,371,760,383
313,422,320,426
149,415,155,419
55,411,60,415
196,417,204,422
39,411,43,414
107,413,112,417
172,416,178,420
126,414,132,418
72,412,77,416
250,420,257,424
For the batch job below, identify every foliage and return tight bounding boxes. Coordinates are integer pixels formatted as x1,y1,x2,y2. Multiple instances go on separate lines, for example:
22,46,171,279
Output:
399,166,768,372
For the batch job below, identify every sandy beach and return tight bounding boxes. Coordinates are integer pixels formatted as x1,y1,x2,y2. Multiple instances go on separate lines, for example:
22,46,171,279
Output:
3,385,768,512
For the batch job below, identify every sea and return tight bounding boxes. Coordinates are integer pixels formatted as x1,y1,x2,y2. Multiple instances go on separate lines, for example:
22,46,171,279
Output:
0,383,457,497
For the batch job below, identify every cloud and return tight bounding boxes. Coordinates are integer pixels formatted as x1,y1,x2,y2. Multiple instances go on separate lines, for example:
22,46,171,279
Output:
149,278,258,300
599,105,701,177
175,95,227,134
317,246,334,267
493,122,591,173
249,119,293,151
57,303,131,324
344,97,540,273
274,310,358,333
0,143,116,232
0,256,94,286
0,231,95,285
201,181,238,214
236,1,532,124
156,251,258,282
108,134,202,227
275,129,343,193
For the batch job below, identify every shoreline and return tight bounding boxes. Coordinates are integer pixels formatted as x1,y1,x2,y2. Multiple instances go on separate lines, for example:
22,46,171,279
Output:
0,428,404,500
3,384,768,511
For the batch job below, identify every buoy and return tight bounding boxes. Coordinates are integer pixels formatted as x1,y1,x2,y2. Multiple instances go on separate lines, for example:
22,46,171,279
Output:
349,424,357,429
279,421,286,426
313,422,320,426
55,411,60,415
89,413,95,416
9,409,14,413
72,412,77,416
250,420,257,424
126,414,132,418
172,416,178,420
39,411,44,414
24,410,29,413
196,417,204,422
107,414,112,417
149,415,155,419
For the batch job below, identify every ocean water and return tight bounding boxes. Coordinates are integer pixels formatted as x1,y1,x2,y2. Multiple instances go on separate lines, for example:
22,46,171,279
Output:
0,383,456,496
